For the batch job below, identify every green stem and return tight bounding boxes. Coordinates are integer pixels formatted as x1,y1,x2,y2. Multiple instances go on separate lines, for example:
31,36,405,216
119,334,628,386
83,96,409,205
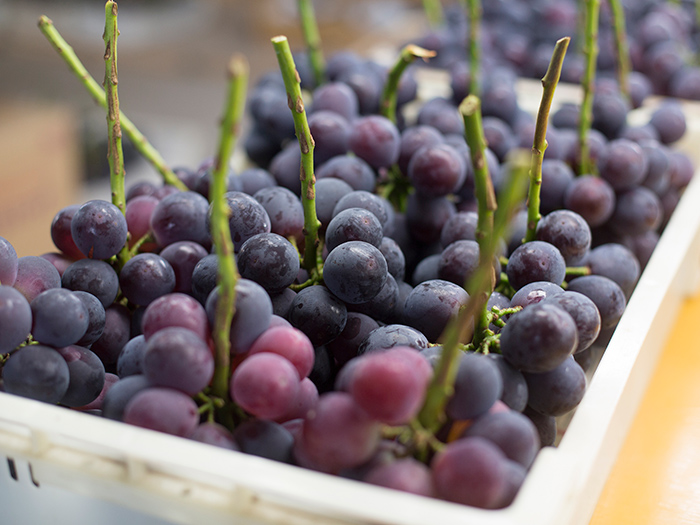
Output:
459,95,496,346
37,16,187,192
380,45,435,125
417,150,530,433
297,0,325,87
103,1,129,269
525,37,570,243
465,0,482,98
565,265,591,278
272,36,321,278
608,0,631,99
209,56,248,400
422,0,445,28
127,232,154,258
578,0,600,176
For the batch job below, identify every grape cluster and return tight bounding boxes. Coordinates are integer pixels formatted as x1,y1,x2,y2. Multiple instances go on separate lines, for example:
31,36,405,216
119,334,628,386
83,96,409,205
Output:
1,2,697,515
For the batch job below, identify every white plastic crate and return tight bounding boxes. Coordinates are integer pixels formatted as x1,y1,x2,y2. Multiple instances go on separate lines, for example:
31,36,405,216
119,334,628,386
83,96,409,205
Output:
2,84,700,525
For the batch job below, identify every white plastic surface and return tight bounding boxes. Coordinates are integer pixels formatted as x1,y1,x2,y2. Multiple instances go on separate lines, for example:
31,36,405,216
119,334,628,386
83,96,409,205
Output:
2,81,700,525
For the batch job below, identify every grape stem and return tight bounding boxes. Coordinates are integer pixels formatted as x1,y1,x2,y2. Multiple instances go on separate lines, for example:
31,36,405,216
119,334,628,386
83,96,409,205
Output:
37,16,187,191
565,265,591,278
578,0,600,176
525,37,570,243
422,0,444,28
460,95,496,347
272,36,322,278
465,0,482,98
608,0,630,99
417,149,530,434
103,1,130,269
297,0,325,87
380,44,435,125
209,56,248,403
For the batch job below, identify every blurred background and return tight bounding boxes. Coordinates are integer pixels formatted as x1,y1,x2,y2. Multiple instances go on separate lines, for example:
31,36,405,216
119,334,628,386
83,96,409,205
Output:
0,0,424,256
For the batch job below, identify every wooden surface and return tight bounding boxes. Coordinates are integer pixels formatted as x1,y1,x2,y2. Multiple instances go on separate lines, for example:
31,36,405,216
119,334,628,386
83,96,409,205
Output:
590,290,700,524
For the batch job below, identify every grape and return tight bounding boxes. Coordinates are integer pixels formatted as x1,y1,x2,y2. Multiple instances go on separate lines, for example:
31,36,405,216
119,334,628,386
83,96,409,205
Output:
325,208,383,253
50,205,85,260
446,352,503,421
0,237,18,286
323,241,388,305
119,253,176,306
126,180,158,201
348,115,400,170
411,253,441,285
269,142,302,194
189,422,238,450
336,63,383,116
592,92,630,140
314,178,354,231
231,352,301,420
13,255,61,302
405,193,456,244
349,273,400,324
244,124,281,169
609,186,663,237
253,186,304,241
327,312,379,367
310,81,360,121
566,275,627,330
150,191,211,249
61,259,119,308
73,291,106,347
509,281,565,310
669,151,694,190
40,252,75,277
125,195,159,250
142,327,214,395
57,345,105,408
123,387,200,437
248,325,315,378
506,241,566,290
398,125,445,175
500,302,578,373
404,279,469,342
220,191,272,252
431,436,509,509
288,285,347,347
346,348,430,425
416,97,464,135
0,285,32,353
237,233,300,293
141,292,209,342
524,356,587,416
437,239,480,286
70,200,128,260
300,392,381,473
535,210,591,266
205,278,273,354
248,83,295,143
640,139,672,196
463,410,540,468
31,288,88,348
91,304,131,365
583,243,641,299
270,288,296,319
159,241,208,294
234,168,277,196
308,345,337,394
274,377,319,422
542,291,602,354
191,254,218,305
102,374,151,421
440,211,478,248
649,100,686,144
332,190,390,232
629,230,659,271
117,335,146,378
2,345,70,404
378,237,406,282
231,419,295,464
364,457,435,497
487,354,528,412
308,110,351,165
408,144,467,197
358,324,429,354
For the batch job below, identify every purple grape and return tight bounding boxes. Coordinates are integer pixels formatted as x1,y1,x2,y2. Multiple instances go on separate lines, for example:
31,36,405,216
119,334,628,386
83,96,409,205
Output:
583,243,641,299
566,275,627,330
506,240,566,290
143,327,213,395
535,210,592,266
0,285,32,353
378,237,406,282
73,291,106,347
150,191,211,249
405,193,456,244
235,168,277,196
314,177,354,231
509,281,565,310
398,125,445,175
123,387,200,437
349,273,400,324
268,143,302,194
13,255,61,302
348,115,401,170
102,374,151,421
649,101,686,144
125,195,159,250
437,239,481,286
237,233,300,293
221,191,272,252
57,345,105,407
523,405,556,447
524,356,587,416
364,457,435,497
463,410,540,468
50,205,86,261
141,292,209,342
70,200,128,260
310,81,359,121
0,237,18,287
358,324,429,354
325,208,383,252
119,253,176,306
2,345,70,404
159,241,208,294
488,353,528,412
599,139,648,191
91,303,131,365
327,312,379,367
61,259,119,308
253,186,304,241
190,422,239,451
191,254,218,305
408,144,467,197
31,288,88,348
288,285,347,347
117,335,146,378
542,291,601,354
609,186,663,236
446,352,503,421
232,419,295,464
403,279,469,342
417,97,464,135
500,302,578,373
308,110,351,165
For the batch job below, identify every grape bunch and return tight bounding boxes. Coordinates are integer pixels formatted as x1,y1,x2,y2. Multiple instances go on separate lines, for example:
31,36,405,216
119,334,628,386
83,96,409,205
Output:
0,0,696,515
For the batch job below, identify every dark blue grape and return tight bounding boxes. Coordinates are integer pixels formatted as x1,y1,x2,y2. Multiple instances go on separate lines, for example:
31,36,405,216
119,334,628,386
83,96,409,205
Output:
510,281,565,310
70,200,128,260
325,208,383,252
438,239,480,286
159,241,209,295
102,374,151,421
232,419,295,464
61,259,119,308
487,354,528,412
535,210,591,266
3,345,70,403
506,241,566,290
308,110,351,165
91,304,132,365
446,352,503,420
523,356,587,416
348,115,400,170
253,186,304,241
288,285,347,347
378,237,406,282
31,288,89,348
221,191,272,252
583,243,641,299
0,285,32,353
150,191,211,249
403,279,469,342
191,254,218,305
315,178,354,231
463,410,540,468
117,335,147,378
566,275,626,330
119,253,176,306
73,291,106,347
237,233,300,293
57,345,105,408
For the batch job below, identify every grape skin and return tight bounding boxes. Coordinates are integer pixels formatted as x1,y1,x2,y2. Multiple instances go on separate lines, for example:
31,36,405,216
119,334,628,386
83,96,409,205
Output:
0,285,32,353
2,345,71,404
